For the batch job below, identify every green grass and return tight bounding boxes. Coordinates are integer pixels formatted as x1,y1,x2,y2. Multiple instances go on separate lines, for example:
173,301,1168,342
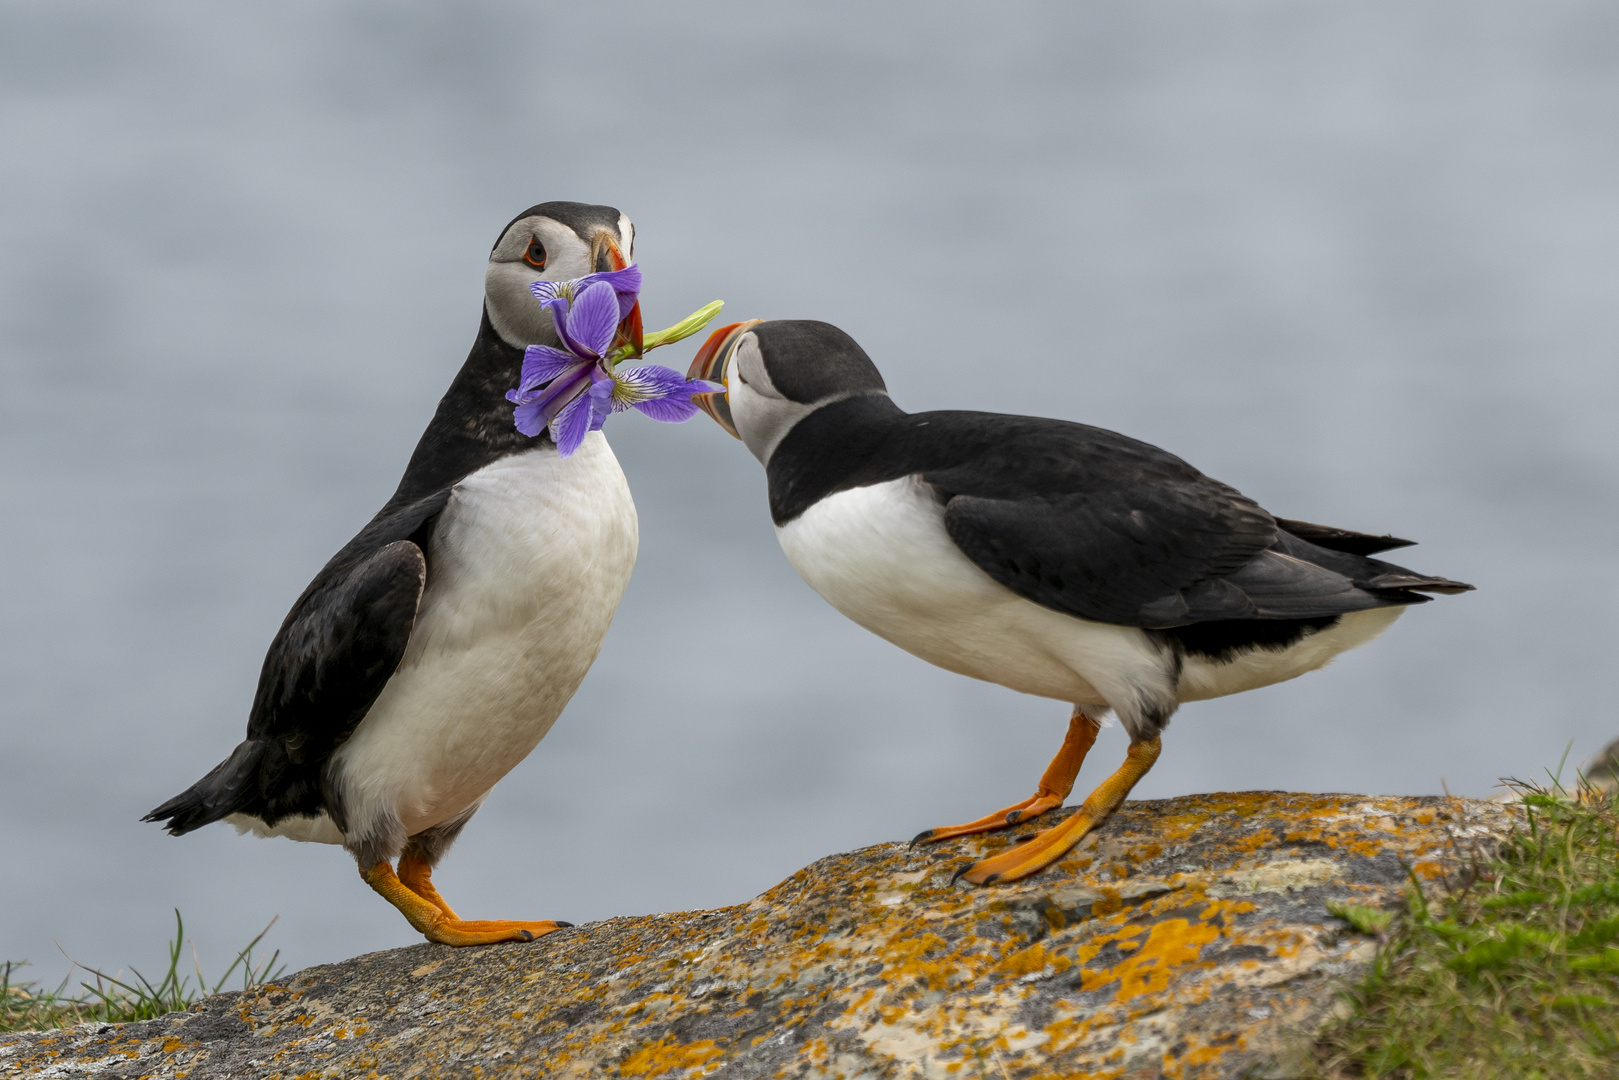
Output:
2,911,284,1034
1303,779,1619,1079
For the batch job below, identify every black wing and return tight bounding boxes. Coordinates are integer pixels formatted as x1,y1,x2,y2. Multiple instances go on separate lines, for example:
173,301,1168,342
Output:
922,414,1464,628
145,491,449,833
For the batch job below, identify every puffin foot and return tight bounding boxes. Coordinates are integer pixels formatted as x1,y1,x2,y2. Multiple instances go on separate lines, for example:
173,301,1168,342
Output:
912,709,1101,845
363,861,568,947
955,734,1161,886
397,853,462,919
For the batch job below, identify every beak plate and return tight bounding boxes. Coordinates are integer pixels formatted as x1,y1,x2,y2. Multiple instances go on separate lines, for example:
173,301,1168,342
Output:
687,320,761,440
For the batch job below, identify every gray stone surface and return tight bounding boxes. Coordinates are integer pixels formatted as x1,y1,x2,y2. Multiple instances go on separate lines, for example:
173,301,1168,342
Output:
0,793,1519,1079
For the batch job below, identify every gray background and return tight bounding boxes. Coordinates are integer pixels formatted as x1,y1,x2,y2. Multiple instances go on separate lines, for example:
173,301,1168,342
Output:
3,1,1616,986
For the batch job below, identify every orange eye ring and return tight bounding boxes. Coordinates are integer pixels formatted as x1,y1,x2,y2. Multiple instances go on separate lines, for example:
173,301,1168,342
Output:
522,238,547,269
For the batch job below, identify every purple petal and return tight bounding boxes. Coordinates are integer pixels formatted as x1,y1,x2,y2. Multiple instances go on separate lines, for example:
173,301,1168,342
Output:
550,390,594,456
543,296,595,358
613,364,689,397
576,264,642,319
529,279,567,304
512,399,549,437
612,365,723,423
631,396,702,423
531,365,592,416
563,282,622,358
586,366,616,428
521,344,587,390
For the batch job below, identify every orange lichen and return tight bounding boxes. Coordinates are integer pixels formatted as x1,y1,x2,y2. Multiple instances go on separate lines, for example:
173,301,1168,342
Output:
617,1036,725,1077
1093,886,1125,917
996,943,1074,979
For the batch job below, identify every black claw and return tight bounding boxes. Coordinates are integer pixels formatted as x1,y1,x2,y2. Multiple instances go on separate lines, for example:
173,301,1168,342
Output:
983,873,1002,885
518,929,535,942
554,921,575,928
1005,811,1023,825
1014,834,1037,844
909,829,935,848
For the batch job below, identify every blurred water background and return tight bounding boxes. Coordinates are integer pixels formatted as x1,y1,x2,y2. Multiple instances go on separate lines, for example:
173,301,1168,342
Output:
3,1,1616,984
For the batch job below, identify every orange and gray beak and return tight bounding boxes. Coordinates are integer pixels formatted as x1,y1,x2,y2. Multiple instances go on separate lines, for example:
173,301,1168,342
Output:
595,233,644,357
687,319,761,440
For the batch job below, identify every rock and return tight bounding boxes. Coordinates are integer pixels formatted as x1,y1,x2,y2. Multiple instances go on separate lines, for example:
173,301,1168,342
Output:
1584,737,1619,794
0,793,1519,1079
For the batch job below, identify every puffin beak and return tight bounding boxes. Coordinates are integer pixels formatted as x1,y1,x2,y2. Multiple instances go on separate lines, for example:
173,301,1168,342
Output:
595,233,644,358
621,299,645,358
687,320,759,441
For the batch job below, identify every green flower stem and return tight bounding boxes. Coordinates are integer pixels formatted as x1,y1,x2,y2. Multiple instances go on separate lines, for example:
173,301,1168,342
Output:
608,300,724,364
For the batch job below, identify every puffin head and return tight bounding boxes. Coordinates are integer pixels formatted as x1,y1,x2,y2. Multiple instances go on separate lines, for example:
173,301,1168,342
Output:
687,320,889,464
484,201,638,349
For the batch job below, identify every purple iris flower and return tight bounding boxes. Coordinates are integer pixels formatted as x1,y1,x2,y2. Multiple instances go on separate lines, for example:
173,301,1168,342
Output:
506,268,719,456
530,265,641,331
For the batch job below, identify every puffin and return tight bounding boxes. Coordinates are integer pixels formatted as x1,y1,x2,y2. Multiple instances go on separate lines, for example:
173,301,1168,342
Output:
146,202,642,945
687,319,1472,886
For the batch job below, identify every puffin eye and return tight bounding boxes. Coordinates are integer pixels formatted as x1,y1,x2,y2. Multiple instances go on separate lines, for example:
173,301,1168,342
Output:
522,238,547,269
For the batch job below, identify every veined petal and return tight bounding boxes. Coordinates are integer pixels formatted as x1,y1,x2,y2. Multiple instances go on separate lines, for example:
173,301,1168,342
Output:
610,365,723,423
532,365,592,417
586,367,616,430
612,364,719,401
528,278,578,305
610,364,686,402
564,281,622,359
549,388,594,456
545,296,599,359
631,395,702,423
520,344,587,390
512,399,550,437
576,264,642,319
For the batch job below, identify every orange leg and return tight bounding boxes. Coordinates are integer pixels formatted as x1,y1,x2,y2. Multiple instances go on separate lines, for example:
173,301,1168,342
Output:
956,734,1162,886
397,854,462,919
913,709,1103,844
363,861,571,947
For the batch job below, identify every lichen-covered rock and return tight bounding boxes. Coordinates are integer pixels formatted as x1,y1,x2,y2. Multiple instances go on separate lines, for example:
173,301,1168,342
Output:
0,793,1519,1079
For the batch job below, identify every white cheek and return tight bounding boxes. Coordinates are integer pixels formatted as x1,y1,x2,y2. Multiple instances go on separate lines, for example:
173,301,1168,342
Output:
727,377,769,463
483,254,595,349
484,261,553,347
729,377,811,465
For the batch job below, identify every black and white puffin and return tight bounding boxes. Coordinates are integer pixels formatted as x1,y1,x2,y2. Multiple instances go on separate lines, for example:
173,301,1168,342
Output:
146,202,642,945
688,319,1473,885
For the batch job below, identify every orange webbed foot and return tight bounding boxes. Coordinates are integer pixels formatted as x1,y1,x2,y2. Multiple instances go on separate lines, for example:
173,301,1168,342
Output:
366,859,571,947
954,735,1161,886
913,709,1101,846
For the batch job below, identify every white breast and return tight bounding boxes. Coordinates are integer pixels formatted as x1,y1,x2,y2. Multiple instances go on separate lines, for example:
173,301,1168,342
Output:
327,433,638,841
776,477,1153,709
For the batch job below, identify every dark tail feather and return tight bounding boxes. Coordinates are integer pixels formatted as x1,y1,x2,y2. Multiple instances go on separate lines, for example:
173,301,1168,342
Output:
143,740,265,835
1367,572,1475,595
1275,517,1417,556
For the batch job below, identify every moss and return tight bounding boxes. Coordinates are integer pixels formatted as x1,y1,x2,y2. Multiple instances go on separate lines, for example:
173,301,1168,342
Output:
2,911,281,1034
1304,784,1619,1080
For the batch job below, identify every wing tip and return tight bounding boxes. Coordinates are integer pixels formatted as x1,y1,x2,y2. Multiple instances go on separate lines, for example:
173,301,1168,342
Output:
1275,517,1419,556
1369,573,1475,595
